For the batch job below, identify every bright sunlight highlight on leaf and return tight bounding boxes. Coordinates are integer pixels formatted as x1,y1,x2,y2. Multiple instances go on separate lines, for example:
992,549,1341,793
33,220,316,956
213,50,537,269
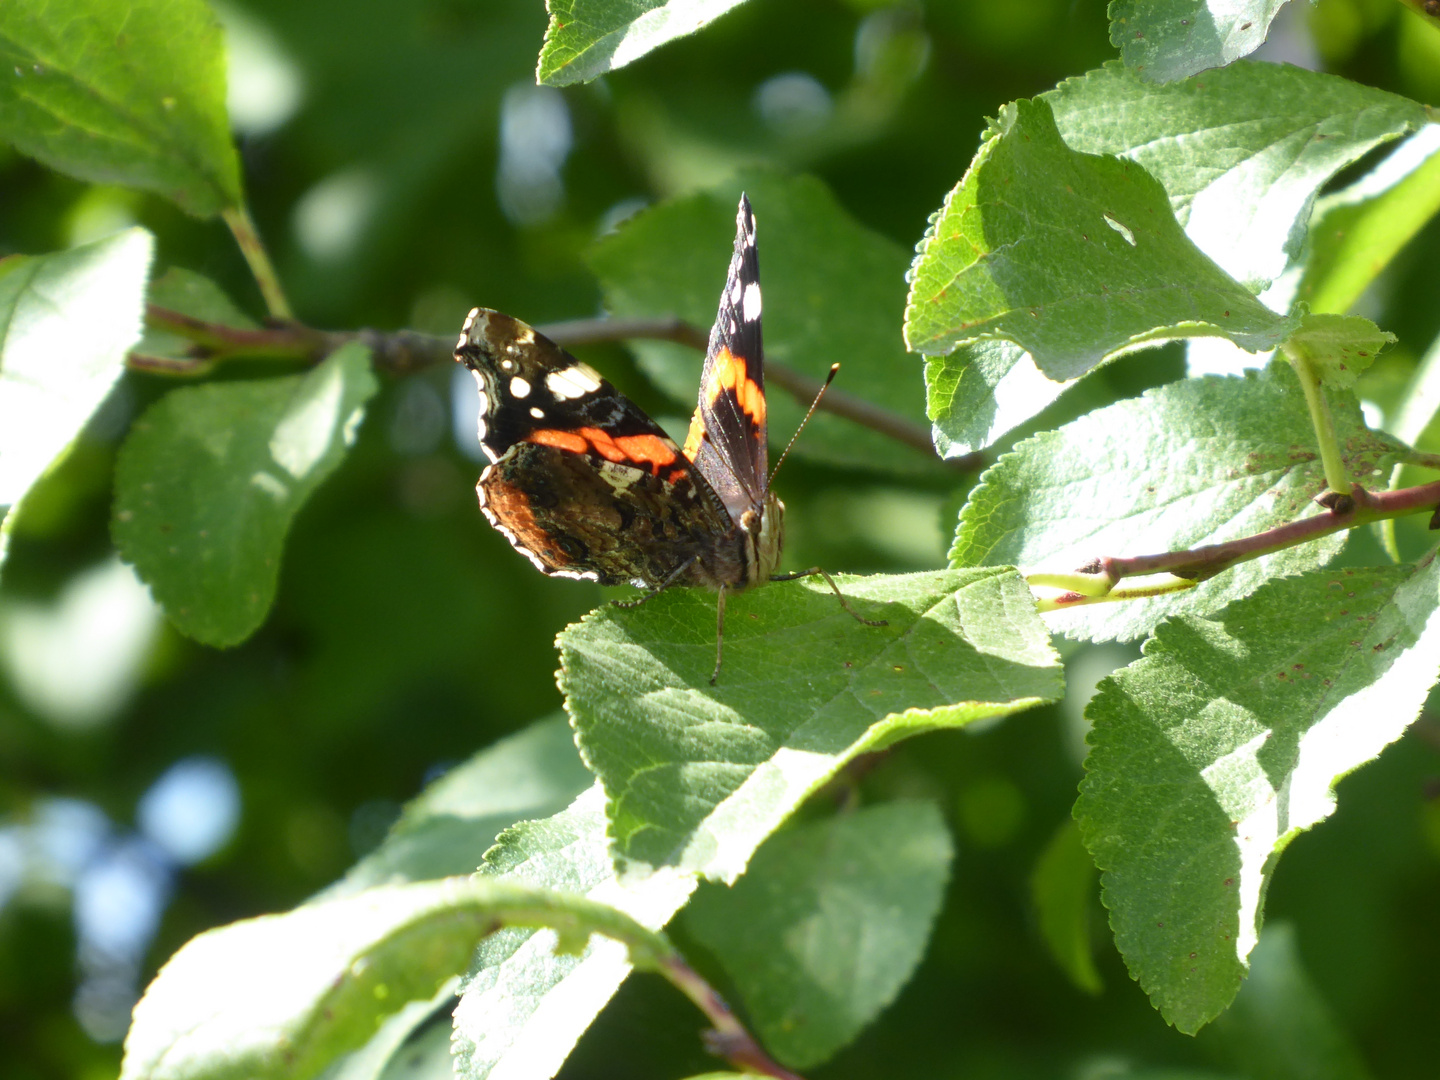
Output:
903,99,1293,381
0,227,152,573
538,0,751,86
562,567,1062,882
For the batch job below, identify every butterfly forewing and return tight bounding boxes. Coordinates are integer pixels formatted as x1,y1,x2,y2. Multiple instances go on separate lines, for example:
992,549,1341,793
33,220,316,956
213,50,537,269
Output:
683,194,769,520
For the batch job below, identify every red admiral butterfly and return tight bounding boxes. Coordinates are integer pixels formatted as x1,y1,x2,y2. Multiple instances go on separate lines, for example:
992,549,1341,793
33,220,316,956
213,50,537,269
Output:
455,194,884,682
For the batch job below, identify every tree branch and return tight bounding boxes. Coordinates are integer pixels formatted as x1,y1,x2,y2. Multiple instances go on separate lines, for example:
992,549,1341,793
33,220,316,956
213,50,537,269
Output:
132,308,964,467
1030,479,1440,608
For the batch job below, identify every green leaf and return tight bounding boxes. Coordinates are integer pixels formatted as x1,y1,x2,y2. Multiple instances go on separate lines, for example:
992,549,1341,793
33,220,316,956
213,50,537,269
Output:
147,266,256,328
120,877,670,1080
0,228,153,572
1108,0,1286,83
1286,312,1394,390
561,567,1063,881
1045,62,1432,291
325,982,458,1080
323,714,594,898
537,0,750,86
904,99,1293,381
590,172,937,474
925,339,1074,459
453,785,696,1080
0,0,243,216
1075,557,1440,1033
1200,924,1374,1080
952,361,1404,643
1031,818,1103,995
112,344,379,646
1296,126,1440,316
371,1018,452,1080
684,800,953,1069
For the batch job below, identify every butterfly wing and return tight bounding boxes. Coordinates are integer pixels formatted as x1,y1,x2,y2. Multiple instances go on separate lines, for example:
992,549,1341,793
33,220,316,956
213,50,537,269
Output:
456,307,732,587
682,194,768,520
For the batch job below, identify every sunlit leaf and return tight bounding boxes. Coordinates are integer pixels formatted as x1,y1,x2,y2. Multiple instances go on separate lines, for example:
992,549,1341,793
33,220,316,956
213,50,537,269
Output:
953,361,1403,643
121,877,669,1080
0,228,152,573
1286,312,1393,390
1076,557,1440,1032
452,785,696,1080
112,344,378,646
905,99,1292,381
1109,0,1286,83
1046,62,1432,291
537,0,750,86
562,567,1063,882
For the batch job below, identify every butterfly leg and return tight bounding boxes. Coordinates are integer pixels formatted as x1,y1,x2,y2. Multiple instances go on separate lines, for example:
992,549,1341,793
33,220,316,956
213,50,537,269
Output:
611,555,699,609
710,584,727,685
770,568,888,627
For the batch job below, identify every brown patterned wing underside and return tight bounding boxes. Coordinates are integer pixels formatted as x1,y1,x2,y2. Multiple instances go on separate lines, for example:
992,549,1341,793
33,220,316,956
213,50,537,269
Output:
478,441,735,588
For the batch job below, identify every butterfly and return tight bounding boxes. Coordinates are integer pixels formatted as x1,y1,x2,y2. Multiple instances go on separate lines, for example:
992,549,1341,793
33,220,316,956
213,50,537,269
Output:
454,193,883,682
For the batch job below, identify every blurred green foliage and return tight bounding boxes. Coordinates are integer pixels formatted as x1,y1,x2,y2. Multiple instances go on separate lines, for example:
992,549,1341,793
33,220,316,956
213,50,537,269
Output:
2,1,1438,1078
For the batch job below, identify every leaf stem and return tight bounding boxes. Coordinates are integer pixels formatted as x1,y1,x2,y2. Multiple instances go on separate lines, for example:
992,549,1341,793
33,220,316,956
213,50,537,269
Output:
656,954,807,1080
221,204,294,321
1401,449,1440,472
1284,345,1351,495
1027,479,1440,603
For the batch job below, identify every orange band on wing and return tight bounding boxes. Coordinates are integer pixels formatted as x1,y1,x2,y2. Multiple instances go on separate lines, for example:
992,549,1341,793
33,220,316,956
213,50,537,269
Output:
525,427,679,476
525,429,589,454
708,347,765,427
682,415,706,462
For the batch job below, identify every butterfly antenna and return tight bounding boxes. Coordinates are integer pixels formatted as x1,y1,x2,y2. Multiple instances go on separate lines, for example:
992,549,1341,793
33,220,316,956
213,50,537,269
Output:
767,364,839,489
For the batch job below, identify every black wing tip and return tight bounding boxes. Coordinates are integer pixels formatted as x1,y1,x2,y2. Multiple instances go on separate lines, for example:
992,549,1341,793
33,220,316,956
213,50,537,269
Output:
735,193,756,249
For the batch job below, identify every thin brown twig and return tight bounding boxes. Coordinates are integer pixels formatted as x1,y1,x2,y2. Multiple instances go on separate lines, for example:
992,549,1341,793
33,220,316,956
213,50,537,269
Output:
132,308,967,468
1035,480,1440,611
541,316,952,461
657,954,807,1080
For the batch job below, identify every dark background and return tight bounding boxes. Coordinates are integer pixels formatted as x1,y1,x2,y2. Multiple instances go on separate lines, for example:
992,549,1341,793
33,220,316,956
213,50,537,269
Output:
2,1,1438,1077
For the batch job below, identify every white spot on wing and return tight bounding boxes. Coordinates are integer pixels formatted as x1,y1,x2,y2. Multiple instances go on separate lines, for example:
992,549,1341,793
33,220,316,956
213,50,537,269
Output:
742,281,761,322
509,376,531,398
529,406,545,419
545,364,604,401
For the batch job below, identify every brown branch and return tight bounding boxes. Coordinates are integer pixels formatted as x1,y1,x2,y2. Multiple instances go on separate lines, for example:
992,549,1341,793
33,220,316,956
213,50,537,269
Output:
1074,480,1440,592
658,954,807,1080
134,308,970,468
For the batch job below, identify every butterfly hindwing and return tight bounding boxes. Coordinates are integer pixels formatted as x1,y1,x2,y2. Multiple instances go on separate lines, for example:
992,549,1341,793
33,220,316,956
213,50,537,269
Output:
455,307,733,586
